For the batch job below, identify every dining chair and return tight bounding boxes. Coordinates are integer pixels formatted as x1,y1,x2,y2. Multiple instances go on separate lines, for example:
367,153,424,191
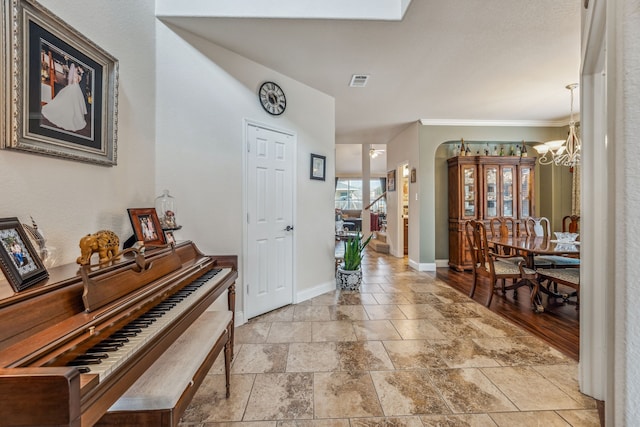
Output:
562,215,580,233
524,217,554,268
489,217,522,239
537,268,580,310
465,220,540,310
531,215,580,269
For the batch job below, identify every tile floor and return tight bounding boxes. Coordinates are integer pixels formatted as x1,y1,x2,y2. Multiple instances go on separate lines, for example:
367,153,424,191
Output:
180,250,599,427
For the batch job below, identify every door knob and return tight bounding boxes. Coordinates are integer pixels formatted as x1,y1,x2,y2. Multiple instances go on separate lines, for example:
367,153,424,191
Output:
284,225,294,231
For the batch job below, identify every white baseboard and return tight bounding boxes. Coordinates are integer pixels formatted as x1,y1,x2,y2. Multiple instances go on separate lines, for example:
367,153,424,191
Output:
235,310,246,327
408,258,436,271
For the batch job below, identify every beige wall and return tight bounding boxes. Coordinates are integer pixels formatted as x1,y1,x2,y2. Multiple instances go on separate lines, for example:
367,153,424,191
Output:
0,0,156,272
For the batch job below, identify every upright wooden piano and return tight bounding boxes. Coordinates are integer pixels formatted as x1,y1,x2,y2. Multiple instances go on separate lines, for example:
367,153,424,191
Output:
0,241,237,426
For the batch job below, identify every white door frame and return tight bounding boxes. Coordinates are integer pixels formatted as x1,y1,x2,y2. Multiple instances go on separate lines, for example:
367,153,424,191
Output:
241,118,297,323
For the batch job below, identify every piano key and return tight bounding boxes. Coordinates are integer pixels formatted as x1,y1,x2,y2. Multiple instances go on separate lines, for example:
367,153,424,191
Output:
74,268,228,380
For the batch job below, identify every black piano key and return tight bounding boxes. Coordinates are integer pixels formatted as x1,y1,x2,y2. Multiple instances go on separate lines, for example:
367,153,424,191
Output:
112,331,138,338
84,352,109,359
106,336,130,343
90,344,121,352
69,357,102,365
75,366,91,373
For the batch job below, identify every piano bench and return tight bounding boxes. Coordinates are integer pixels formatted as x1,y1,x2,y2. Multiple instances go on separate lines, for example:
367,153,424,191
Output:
96,310,233,427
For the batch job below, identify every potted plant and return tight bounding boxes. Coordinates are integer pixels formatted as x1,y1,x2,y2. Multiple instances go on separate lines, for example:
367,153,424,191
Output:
336,233,373,290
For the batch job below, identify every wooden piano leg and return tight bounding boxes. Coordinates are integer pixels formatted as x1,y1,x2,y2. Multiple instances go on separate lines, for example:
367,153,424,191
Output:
227,283,236,359
224,328,231,398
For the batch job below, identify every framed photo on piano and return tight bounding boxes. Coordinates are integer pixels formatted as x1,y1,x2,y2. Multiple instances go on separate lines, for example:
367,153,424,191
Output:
0,217,49,292
127,208,166,247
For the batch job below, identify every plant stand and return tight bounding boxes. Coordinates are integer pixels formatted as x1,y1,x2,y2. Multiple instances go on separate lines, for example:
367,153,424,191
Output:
336,267,362,291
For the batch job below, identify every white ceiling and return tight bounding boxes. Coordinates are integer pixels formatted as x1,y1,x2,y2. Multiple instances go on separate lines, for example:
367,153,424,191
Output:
159,0,581,149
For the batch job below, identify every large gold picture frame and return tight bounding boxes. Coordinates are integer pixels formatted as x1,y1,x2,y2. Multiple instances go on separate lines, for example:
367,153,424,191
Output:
1,0,118,165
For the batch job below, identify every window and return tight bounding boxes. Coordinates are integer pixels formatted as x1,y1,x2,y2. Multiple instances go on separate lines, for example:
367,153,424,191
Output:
335,179,386,213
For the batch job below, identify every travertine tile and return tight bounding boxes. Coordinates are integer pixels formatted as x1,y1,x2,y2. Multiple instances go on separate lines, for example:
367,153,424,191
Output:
382,340,448,370
266,322,312,343
430,338,501,368
370,370,450,415
182,374,256,423
427,368,518,413
430,289,473,304
480,366,584,411
350,416,424,427
489,410,572,426
330,305,370,321
311,320,357,342
278,420,350,427
472,336,573,366
427,318,489,339
531,364,597,408
555,409,601,426
231,343,288,373
390,319,447,340
236,322,272,344
337,341,395,371
431,302,482,318
334,292,380,305
465,315,528,337
286,342,340,372
353,320,403,340
372,293,413,305
359,284,386,293
420,414,498,427
314,371,384,418
200,423,276,427
244,373,314,420
396,304,445,320
293,305,332,322
254,306,295,323
363,304,408,320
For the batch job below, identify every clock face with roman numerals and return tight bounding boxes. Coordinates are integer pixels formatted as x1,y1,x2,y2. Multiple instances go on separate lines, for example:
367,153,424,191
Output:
259,81,286,116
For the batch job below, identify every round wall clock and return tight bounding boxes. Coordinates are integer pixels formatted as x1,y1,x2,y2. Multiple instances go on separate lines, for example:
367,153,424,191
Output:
258,81,286,115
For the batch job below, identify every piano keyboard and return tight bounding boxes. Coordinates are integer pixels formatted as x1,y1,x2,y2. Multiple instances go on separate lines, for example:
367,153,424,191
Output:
67,268,229,380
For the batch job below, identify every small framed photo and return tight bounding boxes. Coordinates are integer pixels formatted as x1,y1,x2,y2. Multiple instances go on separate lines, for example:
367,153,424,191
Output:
1,0,118,165
410,167,417,183
164,230,176,246
387,169,396,192
310,153,326,181
127,208,166,247
0,217,48,292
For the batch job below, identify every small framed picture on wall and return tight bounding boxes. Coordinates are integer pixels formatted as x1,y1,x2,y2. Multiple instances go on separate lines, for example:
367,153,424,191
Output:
387,169,396,192
310,153,326,181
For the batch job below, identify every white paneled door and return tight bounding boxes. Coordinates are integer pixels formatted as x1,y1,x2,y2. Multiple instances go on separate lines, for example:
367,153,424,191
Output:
246,123,294,319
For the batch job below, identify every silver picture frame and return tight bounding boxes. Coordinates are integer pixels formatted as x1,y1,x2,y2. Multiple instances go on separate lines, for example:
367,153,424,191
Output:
1,0,118,166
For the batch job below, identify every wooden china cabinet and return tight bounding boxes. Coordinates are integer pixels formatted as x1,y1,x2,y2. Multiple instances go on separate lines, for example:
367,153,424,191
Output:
448,155,536,271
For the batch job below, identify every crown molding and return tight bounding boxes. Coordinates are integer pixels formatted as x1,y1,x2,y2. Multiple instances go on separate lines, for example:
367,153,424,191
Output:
419,118,575,127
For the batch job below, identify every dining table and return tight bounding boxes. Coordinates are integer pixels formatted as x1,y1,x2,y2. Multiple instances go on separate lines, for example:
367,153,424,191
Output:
489,235,580,269
489,235,580,312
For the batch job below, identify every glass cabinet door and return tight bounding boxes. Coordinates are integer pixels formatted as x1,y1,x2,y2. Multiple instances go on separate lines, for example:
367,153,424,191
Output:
520,166,533,218
485,167,498,218
462,166,476,218
501,166,514,217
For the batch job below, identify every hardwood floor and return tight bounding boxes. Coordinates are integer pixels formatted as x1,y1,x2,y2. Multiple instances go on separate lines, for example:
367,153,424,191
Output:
437,267,580,360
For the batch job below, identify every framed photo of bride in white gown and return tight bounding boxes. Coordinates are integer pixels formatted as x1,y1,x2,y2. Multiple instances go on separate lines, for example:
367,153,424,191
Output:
0,0,118,166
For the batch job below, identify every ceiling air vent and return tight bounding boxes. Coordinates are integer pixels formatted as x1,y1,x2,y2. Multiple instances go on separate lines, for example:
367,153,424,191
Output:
349,74,369,87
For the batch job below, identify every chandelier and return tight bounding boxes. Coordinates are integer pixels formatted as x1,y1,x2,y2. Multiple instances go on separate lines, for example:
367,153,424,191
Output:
534,83,581,167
